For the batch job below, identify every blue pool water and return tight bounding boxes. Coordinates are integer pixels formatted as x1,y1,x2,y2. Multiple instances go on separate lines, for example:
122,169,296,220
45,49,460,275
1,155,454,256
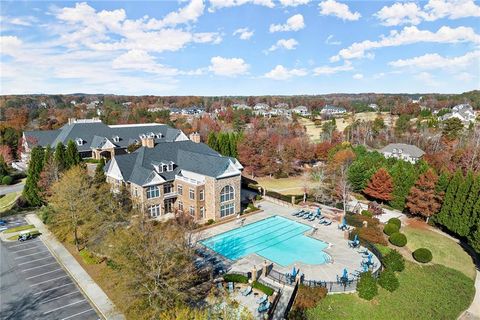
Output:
201,216,330,266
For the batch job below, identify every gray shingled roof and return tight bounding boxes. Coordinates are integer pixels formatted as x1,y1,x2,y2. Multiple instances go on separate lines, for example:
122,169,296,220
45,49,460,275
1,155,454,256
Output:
379,143,425,158
112,141,235,185
24,122,183,151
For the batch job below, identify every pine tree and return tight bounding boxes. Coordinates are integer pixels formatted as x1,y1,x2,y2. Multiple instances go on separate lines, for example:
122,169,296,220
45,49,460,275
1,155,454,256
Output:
43,145,53,165
464,175,480,230
388,161,417,210
436,170,462,229
55,142,66,171
228,133,238,158
217,133,230,156
65,140,81,169
93,159,106,185
363,168,394,202
23,147,45,206
207,132,218,152
468,198,480,253
0,155,8,177
449,171,474,236
435,172,450,194
406,169,441,221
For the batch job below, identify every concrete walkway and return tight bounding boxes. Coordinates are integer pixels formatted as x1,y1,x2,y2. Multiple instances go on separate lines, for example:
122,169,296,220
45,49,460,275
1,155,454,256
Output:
0,182,24,196
460,270,480,319
26,213,125,320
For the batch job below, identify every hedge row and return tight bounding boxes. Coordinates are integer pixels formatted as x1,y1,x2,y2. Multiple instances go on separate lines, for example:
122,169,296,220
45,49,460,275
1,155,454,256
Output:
223,274,249,284
253,281,275,296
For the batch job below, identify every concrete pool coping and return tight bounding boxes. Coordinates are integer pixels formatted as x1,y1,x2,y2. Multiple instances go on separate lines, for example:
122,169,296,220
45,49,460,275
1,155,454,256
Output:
195,199,381,284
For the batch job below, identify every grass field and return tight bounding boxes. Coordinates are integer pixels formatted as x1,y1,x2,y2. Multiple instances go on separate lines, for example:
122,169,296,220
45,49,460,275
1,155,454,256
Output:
4,224,35,234
307,262,475,320
0,192,21,213
255,176,319,196
403,225,476,279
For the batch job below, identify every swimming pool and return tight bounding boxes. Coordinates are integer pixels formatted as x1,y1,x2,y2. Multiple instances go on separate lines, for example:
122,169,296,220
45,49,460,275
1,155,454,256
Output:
201,215,331,266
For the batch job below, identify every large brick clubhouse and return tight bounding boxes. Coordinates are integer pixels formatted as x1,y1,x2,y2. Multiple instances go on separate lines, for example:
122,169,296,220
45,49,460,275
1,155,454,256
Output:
22,118,243,222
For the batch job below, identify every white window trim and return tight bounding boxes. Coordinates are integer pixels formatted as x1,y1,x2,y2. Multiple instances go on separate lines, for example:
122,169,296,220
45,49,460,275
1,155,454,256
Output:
199,189,204,201
146,185,160,199
189,188,195,200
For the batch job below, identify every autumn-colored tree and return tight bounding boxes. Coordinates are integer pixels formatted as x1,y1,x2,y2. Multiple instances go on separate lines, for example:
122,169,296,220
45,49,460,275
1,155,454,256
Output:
406,169,441,221
363,168,394,202
0,145,13,164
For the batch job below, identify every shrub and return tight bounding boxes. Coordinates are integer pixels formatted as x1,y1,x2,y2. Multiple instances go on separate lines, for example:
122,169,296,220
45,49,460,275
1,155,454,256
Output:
413,248,433,263
0,175,3,184
255,194,262,201
357,226,388,245
383,223,400,236
357,272,378,300
294,285,327,309
288,307,306,320
382,250,405,272
223,274,248,284
361,210,373,217
79,249,101,265
387,217,401,229
378,269,399,292
205,219,215,226
389,232,407,247
2,175,13,185
252,281,274,296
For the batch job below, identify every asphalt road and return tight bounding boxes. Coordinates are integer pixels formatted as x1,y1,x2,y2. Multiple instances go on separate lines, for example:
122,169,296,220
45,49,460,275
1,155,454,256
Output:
0,183,25,196
0,218,100,320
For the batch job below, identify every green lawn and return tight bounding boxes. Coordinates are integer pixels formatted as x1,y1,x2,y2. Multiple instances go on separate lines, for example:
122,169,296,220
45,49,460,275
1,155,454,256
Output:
403,226,476,279
0,192,21,212
307,262,475,320
3,224,35,234
255,176,320,196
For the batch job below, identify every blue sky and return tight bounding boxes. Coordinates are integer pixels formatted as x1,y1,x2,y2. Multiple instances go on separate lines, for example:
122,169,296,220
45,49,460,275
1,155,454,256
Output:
1,0,479,95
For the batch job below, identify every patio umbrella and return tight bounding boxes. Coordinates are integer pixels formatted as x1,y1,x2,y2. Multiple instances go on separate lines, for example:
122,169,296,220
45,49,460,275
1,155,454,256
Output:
317,207,321,215
353,234,358,243
367,254,373,265
342,268,348,279
292,266,296,277
362,263,368,272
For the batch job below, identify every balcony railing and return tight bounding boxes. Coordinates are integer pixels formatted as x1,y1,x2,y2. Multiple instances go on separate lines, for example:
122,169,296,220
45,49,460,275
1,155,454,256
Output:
175,175,205,186
163,191,178,199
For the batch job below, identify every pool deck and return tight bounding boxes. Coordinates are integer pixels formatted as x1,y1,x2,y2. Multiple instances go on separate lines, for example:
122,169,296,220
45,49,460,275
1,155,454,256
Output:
197,200,381,284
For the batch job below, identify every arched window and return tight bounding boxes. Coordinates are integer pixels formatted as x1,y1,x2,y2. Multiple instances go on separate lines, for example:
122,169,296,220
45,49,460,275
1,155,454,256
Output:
220,185,234,203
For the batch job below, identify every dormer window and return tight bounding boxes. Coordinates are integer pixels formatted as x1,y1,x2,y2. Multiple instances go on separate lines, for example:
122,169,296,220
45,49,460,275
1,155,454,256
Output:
148,132,155,138
398,149,403,154
113,136,120,143
392,148,397,153
168,163,173,171
140,134,146,139
75,138,83,146
155,133,163,139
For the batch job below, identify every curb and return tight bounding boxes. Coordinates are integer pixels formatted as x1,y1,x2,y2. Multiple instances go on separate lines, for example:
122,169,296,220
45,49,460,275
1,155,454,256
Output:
25,214,125,320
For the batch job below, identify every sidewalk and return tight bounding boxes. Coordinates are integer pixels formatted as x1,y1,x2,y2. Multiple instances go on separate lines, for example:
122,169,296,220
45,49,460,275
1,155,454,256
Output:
26,213,125,320
460,269,480,320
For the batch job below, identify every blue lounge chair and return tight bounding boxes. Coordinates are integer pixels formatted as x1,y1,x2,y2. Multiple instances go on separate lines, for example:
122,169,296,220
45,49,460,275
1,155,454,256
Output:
241,286,252,296
309,214,316,221
258,301,271,313
292,210,304,216
324,220,332,226
228,282,234,293
303,212,311,219
257,294,268,304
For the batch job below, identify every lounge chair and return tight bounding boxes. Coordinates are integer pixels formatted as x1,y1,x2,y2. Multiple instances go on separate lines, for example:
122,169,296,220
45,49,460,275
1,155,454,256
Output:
309,215,316,221
257,294,268,304
241,286,252,296
228,282,234,293
324,221,332,226
292,210,303,216
258,301,271,313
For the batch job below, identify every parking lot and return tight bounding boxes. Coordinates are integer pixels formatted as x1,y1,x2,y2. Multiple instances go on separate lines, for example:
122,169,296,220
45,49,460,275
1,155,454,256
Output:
0,217,100,320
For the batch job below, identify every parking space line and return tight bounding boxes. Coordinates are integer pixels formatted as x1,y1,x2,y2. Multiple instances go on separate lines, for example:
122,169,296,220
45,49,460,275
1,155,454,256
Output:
15,251,49,259
26,268,62,280
21,261,57,271
18,256,52,265
7,239,40,249
43,299,87,315
40,291,80,304
59,308,95,320
34,282,75,295
11,246,40,253
30,275,69,286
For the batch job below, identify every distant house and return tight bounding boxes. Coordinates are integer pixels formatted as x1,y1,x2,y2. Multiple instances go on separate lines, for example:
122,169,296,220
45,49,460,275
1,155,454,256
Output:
379,143,425,164
368,103,379,111
274,103,289,109
122,102,132,107
232,103,251,110
320,105,347,115
292,105,310,116
254,103,269,110
439,104,475,124
86,100,100,110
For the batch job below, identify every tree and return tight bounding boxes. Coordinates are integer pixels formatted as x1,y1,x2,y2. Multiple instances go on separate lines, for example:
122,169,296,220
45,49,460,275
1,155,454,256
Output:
464,175,480,231
436,170,462,230
395,115,411,134
93,159,106,185
207,132,218,152
0,145,13,164
388,161,417,211
65,140,81,169
43,145,53,165
364,168,394,202
23,147,45,207
435,172,450,195
0,155,8,177
442,118,464,140
48,166,96,251
449,171,474,236
54,142,66,171
38,157,60,199
406,169,441,221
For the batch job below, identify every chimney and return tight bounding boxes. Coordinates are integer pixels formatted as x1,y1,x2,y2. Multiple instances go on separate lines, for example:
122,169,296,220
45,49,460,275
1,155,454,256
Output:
189,132,201,143
141,136,155,148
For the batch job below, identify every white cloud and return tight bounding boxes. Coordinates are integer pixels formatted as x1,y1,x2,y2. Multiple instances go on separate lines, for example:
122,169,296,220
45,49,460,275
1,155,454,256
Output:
325,34,341,45
415,72,441,87
375,0,480,26
278,0,310,7
208,0,275,12
233,27,254,40
209,56,249,76
353,73,363,79
331,26,480,62
0,36,23,56
1,15,38,27
454,72,475,82
112,50,179,75
318,0,361,21
269,14,305,32
313,61,353,75
268,38,299,51
264,65,307,80
155,0,205,27
389,51,480,70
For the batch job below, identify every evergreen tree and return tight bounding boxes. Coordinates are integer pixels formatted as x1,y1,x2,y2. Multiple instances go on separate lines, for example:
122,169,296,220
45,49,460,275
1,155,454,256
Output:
65,140,81,169
406,169,441,221
388,161,417,210
207,132,218,152
435,171,450,194
93,159,106,185
23,147,45,206
449,171,474,236
464,175,480,230
364,168,394,202
228,133,238,158
468,198,480,253
55,142,66,171
0,155,8,177
217,133,230,156
44,145,53,165
436,170,462,228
